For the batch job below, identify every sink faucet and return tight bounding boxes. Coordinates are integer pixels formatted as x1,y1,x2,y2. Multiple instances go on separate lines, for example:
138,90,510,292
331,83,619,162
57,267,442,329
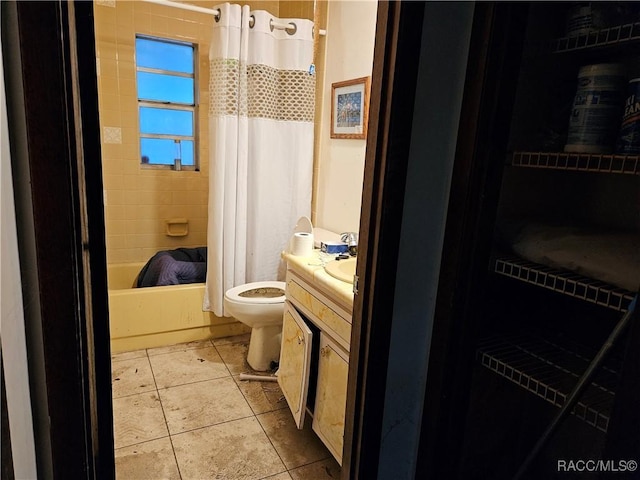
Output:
340,232,358,256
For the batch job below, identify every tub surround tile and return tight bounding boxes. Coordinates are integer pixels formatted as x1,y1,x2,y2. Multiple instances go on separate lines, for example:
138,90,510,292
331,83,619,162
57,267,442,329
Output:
148,346,230,389
147,340,213,356
159,377,253,435
111,356,156,398
115,437,180,480
234,375,288,415
257,409,330,470
111,348,148,362
215,342,252,375
112,392,168,449
103,126,122,144
171,417,286,480
288,457,341,480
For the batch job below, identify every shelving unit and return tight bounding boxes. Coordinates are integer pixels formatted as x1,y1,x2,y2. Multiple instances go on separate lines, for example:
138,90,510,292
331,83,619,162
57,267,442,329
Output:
552,22,640,53
494,256,635,312
477,333,618,432
511,151,640,175
451,6,640,475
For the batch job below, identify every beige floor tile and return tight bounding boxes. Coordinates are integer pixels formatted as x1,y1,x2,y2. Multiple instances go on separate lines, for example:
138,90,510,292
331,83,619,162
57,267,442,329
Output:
215,342,253,375
172,417,286,480
261,473,293,480
115,437,180,480
234,375,287,415
212,332,251,346
112,349,148,362
159,377,253,434
149,346,230,388
112,357,156,398
147,340,213,356
288,457,341,480
112,392,168,449
257,409,330,470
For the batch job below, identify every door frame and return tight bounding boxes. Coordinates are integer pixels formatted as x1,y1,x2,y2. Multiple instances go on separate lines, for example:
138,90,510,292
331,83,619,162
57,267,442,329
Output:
344,2,427,479
413,3,529,478
5,0,434,478
347,2,532,478
2,1,113,478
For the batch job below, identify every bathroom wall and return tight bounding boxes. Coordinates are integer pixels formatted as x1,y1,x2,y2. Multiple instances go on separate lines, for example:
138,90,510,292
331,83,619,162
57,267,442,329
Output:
94,0,283,265
95,0,211,265
94,0,364,265
313,0,378,235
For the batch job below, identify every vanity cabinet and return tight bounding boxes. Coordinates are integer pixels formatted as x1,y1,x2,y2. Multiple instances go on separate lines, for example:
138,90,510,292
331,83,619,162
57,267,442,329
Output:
314,332,349,462
279,303,313,429
278,266,352,465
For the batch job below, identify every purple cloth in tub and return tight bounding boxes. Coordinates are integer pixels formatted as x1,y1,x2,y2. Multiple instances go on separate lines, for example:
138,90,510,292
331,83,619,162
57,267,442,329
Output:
136,247,207,287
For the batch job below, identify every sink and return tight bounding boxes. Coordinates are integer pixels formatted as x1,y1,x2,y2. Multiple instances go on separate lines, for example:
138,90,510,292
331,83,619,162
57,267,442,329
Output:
324,258,357,284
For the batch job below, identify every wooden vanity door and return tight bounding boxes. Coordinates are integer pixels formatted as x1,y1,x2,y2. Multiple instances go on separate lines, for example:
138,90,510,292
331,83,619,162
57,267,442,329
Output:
313,333,349,465
278,301,313,429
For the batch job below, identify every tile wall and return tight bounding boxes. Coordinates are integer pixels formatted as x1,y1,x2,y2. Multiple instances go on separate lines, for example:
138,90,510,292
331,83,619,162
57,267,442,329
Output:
94,0,315,265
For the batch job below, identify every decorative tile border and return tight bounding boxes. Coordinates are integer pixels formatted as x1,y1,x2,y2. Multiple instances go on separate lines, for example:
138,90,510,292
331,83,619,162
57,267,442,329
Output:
103,126,122,144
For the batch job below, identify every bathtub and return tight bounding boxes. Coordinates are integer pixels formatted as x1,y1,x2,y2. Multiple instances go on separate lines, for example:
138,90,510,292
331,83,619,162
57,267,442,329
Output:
107,263,250,353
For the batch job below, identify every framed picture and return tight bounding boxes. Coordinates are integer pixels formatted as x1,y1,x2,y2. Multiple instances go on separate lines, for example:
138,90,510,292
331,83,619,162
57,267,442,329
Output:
330,76,371,139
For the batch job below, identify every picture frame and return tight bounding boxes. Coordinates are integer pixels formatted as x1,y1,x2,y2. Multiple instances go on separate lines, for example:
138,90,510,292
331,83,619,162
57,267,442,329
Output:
330,76,371,139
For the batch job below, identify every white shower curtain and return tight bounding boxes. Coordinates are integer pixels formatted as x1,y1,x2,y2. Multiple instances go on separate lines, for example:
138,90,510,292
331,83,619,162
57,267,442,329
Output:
204,3,315,317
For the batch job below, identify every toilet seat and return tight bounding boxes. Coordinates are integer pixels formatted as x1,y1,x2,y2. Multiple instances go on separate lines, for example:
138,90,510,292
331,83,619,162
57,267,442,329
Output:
225,281,286,305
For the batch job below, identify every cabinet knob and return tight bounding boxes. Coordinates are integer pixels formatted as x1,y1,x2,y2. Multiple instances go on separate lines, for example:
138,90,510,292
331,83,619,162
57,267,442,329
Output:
320,346,329,357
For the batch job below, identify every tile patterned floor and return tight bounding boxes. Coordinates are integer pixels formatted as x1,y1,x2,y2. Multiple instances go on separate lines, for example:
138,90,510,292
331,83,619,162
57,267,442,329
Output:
112,335,341,480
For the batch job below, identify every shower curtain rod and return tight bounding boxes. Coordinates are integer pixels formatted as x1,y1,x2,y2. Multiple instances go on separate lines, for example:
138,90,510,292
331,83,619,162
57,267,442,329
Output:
141,0,327,35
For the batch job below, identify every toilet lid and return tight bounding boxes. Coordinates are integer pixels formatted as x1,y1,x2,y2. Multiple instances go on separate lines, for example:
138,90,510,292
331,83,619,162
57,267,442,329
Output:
225,281,286,304
293,216,313,235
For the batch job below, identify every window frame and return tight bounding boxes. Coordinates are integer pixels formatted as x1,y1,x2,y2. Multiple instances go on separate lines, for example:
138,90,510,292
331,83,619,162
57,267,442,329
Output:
135,34,199,171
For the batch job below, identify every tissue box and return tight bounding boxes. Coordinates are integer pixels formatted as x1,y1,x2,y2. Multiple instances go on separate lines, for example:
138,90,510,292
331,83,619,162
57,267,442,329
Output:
321,241,349,254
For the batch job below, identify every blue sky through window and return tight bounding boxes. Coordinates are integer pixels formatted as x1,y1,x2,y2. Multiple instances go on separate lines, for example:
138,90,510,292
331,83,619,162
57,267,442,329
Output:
136,37,194,74
139,107,193,136
137,72,194,104
136,36,196,167
141,138,194,166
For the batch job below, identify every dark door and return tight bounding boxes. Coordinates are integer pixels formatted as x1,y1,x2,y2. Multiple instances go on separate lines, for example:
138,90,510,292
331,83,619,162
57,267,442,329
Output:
2,2,113,478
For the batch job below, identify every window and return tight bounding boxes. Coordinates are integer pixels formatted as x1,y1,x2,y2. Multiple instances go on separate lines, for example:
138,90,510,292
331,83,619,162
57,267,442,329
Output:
135,36,197,169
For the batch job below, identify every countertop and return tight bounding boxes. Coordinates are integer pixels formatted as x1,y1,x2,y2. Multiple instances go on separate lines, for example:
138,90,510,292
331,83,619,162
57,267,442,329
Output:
282,249,355,312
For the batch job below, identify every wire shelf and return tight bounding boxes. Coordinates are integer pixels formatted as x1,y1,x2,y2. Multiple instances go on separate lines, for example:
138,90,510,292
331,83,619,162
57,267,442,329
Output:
477,333,619,432
552,22,640,53
494,256,635,312
512,151,640,175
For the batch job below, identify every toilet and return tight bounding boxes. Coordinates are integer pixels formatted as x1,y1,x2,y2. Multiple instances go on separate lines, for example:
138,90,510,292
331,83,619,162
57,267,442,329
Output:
224,219,342,371
224,281,286,371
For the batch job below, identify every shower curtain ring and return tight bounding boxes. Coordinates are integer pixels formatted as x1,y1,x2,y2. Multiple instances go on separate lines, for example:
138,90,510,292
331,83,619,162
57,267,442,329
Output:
214,10,220,22
249,15,255,28
286,22,297,35
269,19,297,36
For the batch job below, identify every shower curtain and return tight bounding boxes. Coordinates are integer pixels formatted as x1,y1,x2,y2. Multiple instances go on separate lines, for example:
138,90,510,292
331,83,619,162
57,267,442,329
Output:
204,3,316,317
